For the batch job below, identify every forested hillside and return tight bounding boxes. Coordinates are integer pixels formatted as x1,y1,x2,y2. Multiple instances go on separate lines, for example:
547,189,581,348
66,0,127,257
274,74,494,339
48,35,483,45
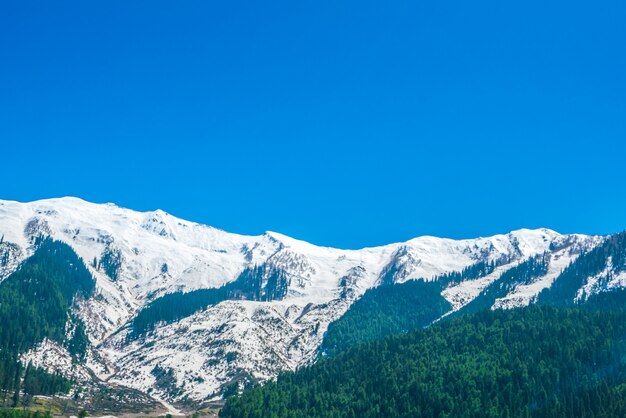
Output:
538,231,626,305
131,264,289,336
319,257,514,356
454,253,550,316
221,306,626,418
0,238,94,404
320,279,451,357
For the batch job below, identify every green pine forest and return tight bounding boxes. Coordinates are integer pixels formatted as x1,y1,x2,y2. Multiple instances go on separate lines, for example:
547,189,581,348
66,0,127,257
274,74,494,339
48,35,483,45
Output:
320,279,451,357
221,233,626,417
1,230,626,417
537,232,626,306
0,238,94,405
131,264,289,336
221,305,626,418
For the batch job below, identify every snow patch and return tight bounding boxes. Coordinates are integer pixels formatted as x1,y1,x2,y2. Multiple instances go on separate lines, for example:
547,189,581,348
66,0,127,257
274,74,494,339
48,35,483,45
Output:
20,339,91,382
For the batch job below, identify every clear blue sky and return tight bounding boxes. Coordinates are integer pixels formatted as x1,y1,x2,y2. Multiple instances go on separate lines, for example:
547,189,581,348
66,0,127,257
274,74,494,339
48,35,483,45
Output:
1,1,625,248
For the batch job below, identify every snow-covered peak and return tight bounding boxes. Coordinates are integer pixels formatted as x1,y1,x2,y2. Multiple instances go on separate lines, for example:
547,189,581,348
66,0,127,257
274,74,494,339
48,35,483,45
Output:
0,198,571,301
0,197,606,406
0,198,573,326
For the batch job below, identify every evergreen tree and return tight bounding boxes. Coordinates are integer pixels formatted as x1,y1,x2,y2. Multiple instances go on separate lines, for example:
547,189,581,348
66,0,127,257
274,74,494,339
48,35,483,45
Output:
221,306,626,418
0,238,91,397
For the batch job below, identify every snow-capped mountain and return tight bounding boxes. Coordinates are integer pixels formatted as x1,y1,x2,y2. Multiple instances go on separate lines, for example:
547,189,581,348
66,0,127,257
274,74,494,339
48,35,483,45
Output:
0,197,617,409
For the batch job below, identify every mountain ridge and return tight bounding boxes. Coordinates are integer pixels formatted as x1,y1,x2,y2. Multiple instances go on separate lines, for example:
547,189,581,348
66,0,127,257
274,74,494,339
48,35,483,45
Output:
0,196,569,250
0,197,618,409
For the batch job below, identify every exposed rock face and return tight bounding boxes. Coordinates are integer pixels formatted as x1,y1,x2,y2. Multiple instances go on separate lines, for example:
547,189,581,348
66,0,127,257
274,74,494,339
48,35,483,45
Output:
0,197,610,406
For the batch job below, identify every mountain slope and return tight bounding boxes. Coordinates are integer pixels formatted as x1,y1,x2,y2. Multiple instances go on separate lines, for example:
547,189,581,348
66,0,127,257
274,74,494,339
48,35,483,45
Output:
320,279,451,357
0,238,94,404
221,306,626,418
0,197,614,406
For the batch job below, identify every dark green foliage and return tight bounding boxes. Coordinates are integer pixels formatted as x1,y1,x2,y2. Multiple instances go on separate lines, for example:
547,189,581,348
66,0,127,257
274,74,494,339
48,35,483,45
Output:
532,381,626,417
321,256,520,357
0,238,94,355
0,242,21,268
99,247,122,281
320,280,451,357
221,306,626,418
22,363,72,396
131,287,229,336
131,264,290,336
456,253,550,316
151,366,180,397
228,265,289,302
0,409,53,418
377,249,407,285
583,288,626,311
0,238,93,398
538,232,626,305
66,319,90,361
439,258,501,287
0,356,20,406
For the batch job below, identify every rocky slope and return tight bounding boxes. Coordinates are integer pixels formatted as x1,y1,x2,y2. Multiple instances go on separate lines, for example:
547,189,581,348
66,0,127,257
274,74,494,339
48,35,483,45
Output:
0,197,616,408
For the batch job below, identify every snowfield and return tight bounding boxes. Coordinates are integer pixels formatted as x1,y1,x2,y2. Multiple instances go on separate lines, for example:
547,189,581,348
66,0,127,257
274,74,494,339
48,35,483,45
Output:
0,197,609,405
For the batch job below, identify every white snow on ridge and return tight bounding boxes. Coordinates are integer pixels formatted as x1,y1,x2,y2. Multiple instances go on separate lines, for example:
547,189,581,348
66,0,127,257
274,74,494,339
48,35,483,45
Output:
493,247,579,309
607,271,626,290
0,197,602,403
103,298,349,402
0,197,282,340
0,198,565,310
441,263,521,311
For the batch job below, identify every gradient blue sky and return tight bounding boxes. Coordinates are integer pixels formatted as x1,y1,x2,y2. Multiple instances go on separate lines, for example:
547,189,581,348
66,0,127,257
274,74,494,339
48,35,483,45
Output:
1,1,625,248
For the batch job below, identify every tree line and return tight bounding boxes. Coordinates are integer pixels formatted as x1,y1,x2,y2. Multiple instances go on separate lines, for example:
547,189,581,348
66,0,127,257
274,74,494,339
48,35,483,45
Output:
221,306,626,418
